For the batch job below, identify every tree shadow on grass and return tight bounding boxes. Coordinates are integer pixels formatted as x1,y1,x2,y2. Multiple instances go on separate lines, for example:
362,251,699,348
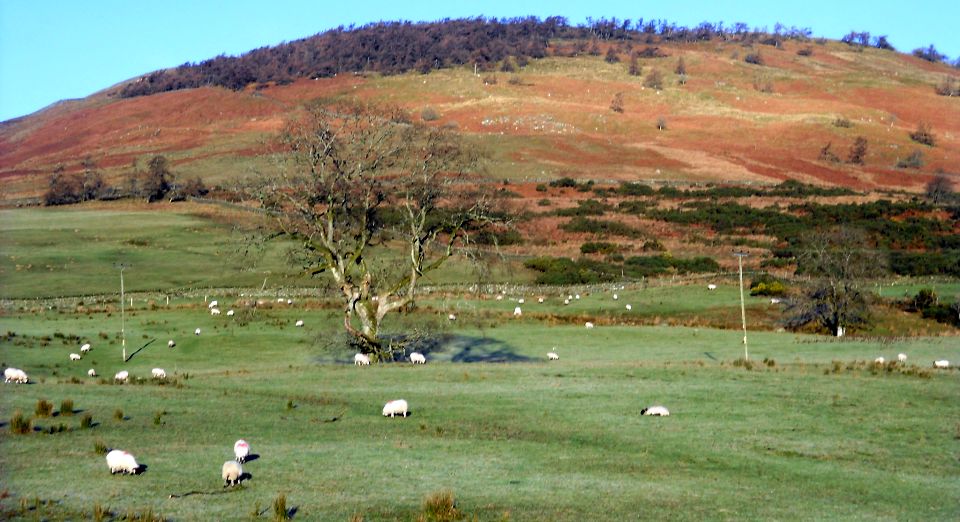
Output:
444,335,533,363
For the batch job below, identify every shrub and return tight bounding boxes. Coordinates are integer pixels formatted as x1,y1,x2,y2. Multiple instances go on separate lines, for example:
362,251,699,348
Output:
642,239,665,252
750,279,787,296
561,217,643,238
421,107,440,122
548,177,578,188
482,75,497,85
60,399,74,416
113,409,124,421
935,76,959,97
555,199,609,217
535,183,547,192
753,77,774,93
273,493,292,521
847,137,868,165
94,439,108,455
618,182,655,196
896,150,924,169
537,198,551,206
644,69,663,90
10,410,31,434
35,399,54,418
744,53,764,66
909,122,936,146
832,117,853,128
610,92,624,113
818,142,841,163
80,413,93,429
797,47,814,56
580,242,618,255
421,490,464,522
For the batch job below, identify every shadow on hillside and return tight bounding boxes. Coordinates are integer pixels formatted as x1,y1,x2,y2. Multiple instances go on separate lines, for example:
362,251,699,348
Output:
445,335,532,363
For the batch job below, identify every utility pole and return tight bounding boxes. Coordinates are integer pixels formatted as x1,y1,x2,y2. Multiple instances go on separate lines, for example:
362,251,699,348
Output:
734,252,749,360
115,263,131,362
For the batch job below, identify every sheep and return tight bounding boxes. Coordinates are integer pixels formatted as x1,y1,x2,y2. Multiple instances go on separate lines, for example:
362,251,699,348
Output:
208,300,218,309
575,294,581,300
585,322,594,329
410,352,426,364
287,299,293,305
227,309,235,316
448,313,457,321
70,353,82,361
114,370,129,383
295,319,304,327
537,297,544,303
518,298,525,304
234,439,250,463
80,343,92,353
354,353,371,366
222,460,243,487
874,357,885,364
106,450,140,475
513,306,522,317
641,406,670,416
88,368,97,377
547,352,559,360
151,368,166,379
168,339,176,348
5,368,28,384
770,298,781,304
836,326,845,337
195,328,202,336
11,369,28,384
277,298,285,303
897,353,907,363
625,304,632,311
567,295,573,300
210,308,221,316
613,294,619,300
707,284,717,290
382,399,409,417
934,360,950,369
563,299,570,305
496,295,503,301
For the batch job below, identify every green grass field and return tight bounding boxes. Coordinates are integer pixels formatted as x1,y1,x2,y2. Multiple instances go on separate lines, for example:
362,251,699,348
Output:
2,204,959,520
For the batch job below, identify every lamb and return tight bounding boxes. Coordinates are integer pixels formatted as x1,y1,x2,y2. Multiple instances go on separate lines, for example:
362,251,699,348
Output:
354,353,371,366
151,368,166,379
114,370,129,383
934,360,950,369
547,352,559,360
513,306,522,317
874,357,885,364
88,368,97,377
80,343,92,353
208,300,218,308
410,352,426,364
222,460,243,487
227,309,235,316
295,319,304,327
382,399,409,417
234,439,250,463
195,328,201,336
210,308,221,316
707,284,717,290
106,449,140,475
585,322,594,329
70,353,82,361
641,405,670,416
168,339,176,348
897,353,907,363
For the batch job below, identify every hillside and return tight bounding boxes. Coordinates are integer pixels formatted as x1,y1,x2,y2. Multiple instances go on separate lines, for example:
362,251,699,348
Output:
1,22,959,202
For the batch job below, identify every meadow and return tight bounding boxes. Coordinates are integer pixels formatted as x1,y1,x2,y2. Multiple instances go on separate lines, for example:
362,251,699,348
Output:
1,206,959,521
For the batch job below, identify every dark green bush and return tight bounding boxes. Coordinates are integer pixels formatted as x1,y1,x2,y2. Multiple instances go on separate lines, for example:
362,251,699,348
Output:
580,242,618,254
556,199,610,216
618,182,655,196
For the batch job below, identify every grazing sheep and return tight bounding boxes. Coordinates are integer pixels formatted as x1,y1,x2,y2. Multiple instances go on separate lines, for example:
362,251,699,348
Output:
563,299,570,305
114,370,129,383
537,297,544,303
934,360,950,369
567,295,573,300
585,322,594,329
707,284,717,290
5,368,28,384
496,295,503,301
836,326,845,337
448,313,457,321
88,369,97,377
575,294,581,300
227,309,235,316
208,300,218,309
354,353,371,366
641,405,670,416
295,319,304,327
168,339,176,348
234,439,250,463
277,298,285,303
106,450,139,475
547,352,559,360
151,368,166,379
195,328,201,336
13,369,28,384
410,352,426,364
770,298,781,304
513,306,522,317
210,308,221,316
287,298,293,305
80,343,92,353
874,357,885,364
625,304,633,311
518,298,525,304
897,353,907,363
222,460,243,487
382,399,409,417
613,294,619,300
70,353,82,361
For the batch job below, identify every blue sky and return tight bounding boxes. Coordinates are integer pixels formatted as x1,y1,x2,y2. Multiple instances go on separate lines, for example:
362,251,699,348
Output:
1,0,957,122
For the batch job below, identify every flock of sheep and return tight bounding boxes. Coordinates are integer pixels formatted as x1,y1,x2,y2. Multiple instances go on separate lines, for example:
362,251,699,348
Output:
105,438,253,487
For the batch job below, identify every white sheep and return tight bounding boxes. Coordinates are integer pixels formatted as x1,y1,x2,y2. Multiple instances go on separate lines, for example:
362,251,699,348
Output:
410,352,426,364
106,449,139,475
575,294,581,300
195,328,201,336
625,304,632,311
448,313,457,321
707,284,717,290
518,298,525,304
874,357,885,364
354,353,371,366
70,353,82,361
114,370,129,383
770,298,781,304
234,439,250,463
168,339,176,348
513,306,522,317
897,353,907,363
227,309,235,316
547,352,559,360
563,299,570,305
934,360,950,369
295,319,304,327
14,369,28,383
537,297,544,303
151,368,166,379
222,460,243,487
5,367,26,383
286,299,293,305
80,343,91,353
382,399,409,417
613,294,619,300
88,368,97,377
208,300,218,309
496,295,503,301
641,405,670,416
836,326,845,337
585,322,594,329
567,295,573,300
277,298,285,303
210,308,221,316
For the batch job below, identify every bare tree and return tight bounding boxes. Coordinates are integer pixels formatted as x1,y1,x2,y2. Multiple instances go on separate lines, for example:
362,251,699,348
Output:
785,228,885,335
925,173,955,205
847,137,868,165
254,102,495,357
610,92,625,113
